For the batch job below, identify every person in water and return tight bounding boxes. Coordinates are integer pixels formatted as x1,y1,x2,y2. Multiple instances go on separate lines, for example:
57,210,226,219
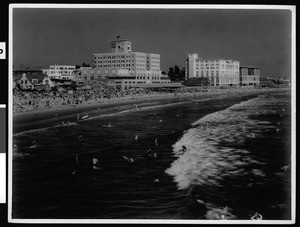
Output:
123,155,134,164
145,148,157,159
13,144,18,152
29,140,37,149
78,134,83,143
155,138,159,147
251,212,263,220
179,145,187,155
92,157,100,170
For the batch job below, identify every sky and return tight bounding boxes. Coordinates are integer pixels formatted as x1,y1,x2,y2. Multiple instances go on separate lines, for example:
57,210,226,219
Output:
12,6,293,78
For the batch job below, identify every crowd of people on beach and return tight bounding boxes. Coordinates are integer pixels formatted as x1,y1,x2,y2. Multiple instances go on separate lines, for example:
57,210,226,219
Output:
13,87,159,112
13,85,272,113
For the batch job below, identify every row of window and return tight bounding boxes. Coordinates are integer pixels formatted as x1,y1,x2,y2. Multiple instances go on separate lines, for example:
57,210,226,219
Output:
94,54,160,60
50,66,75,70
49,71,74,74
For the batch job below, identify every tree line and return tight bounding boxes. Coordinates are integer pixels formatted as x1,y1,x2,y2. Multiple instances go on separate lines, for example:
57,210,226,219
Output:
163,65,185,82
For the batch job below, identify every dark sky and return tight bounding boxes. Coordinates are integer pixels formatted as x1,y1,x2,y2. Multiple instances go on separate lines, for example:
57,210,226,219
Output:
13,7,292,78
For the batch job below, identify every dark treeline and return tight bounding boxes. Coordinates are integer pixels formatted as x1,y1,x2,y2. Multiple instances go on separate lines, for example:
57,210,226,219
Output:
167,65,185,82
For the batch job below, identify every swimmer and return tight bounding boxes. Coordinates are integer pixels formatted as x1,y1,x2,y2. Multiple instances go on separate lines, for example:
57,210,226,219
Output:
252,133,256,138
82,114,89,120
277,122,280,125
281,165,290,172
251,212,263,220
13,144,18,152
29,140,37,149
179,145,187,155
92,158,100,170
78,134,83,142
75,154,79,163
123,155,134,163
155,138,158,147
276,128,281,133
159,119,163,123
135,135,139,141
153,178,159,183
196,199,205,205
145,148,157,159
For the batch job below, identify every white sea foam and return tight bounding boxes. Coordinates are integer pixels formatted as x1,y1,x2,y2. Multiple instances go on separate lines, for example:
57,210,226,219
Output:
166,97,279,190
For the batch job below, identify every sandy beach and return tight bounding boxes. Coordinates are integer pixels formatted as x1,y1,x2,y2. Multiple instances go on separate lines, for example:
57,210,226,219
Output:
13,87,290,133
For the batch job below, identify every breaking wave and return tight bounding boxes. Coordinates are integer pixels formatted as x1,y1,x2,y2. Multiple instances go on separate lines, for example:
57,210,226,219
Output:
166,97,280,190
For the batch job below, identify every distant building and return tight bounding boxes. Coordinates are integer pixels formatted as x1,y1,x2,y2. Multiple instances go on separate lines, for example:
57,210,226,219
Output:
239,66,260,86
16,72,54,90
42,65,76,80
185,54,240,86
92,37,171,89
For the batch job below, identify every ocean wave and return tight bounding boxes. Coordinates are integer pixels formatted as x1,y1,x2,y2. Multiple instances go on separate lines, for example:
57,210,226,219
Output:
165,97,279,191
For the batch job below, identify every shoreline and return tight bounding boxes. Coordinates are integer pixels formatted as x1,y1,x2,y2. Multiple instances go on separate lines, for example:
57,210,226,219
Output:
13,87,290,134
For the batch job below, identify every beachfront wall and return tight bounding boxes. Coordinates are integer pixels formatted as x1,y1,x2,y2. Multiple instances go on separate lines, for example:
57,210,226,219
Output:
92,38,171,87
186,54,240,86
239,66,260,86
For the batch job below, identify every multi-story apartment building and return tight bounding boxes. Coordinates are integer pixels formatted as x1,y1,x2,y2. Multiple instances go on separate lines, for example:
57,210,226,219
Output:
42,65,76,80
91,38,170,89
185,54,240,86
239,66,260,86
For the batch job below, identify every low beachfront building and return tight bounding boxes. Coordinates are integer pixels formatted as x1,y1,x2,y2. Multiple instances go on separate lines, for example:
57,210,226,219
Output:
42,65,76,80
92,37,171,88
185,54,240,86
17,72,55,90
239,66,260,86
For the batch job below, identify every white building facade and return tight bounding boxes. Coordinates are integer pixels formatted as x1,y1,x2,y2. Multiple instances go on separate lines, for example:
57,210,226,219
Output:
42,65,76,80
185,54,240,86
92,38,170,88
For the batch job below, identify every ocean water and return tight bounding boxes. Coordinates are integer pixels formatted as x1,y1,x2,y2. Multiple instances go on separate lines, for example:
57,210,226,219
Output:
12,90,291,220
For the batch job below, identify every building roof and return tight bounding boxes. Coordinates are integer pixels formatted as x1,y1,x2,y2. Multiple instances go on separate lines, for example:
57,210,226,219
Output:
195,58,239,62
111,39,129,43
25,73,48,83
240,65,260,69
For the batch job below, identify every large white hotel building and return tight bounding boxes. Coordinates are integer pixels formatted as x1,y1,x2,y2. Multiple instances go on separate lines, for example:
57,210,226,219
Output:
91,38,170,89
185,53,240,86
